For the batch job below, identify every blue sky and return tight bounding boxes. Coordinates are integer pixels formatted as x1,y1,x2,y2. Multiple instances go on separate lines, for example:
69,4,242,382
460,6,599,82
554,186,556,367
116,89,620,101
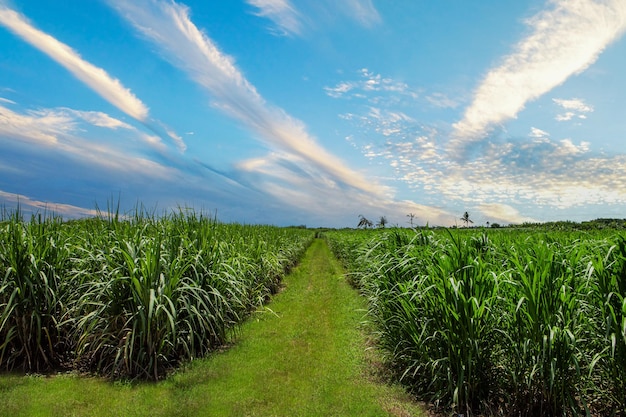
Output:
1,0,626,227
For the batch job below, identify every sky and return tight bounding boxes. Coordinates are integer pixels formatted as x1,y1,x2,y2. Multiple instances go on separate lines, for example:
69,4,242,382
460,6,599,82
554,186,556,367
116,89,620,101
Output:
1,0,626,228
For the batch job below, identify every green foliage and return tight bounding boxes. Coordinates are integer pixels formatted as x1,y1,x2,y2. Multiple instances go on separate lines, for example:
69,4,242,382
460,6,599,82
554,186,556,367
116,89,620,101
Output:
0,208,314,379
325,227,626,416
0,239,426,417
0,211,72,371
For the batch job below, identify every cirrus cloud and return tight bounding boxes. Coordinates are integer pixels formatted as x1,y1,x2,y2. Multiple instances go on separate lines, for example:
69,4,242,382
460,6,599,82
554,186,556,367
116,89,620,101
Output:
0,5,149,121
450,0,626,156
108,0,390,197
246,0,302,36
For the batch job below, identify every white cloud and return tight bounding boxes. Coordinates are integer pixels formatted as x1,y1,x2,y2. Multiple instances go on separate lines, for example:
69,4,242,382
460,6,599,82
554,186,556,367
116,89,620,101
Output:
246,0,380,38
340,0,381,27
0,104,174,175
0,4,187,152
325,68,417,99
553,97,594,121
478,203,538,224
0,104,72,145
0,5,149,121
109,0,389,197
345,102,626,215
0,97,16,105
553,97,593,112
451,0,626,153
555,138,590,156
68,110,134,130
246,0,302,36
436,139,626,210
236,152,456,226
529,127,550,138
0,104,167,151
0,189,99,218
325,82,356,98
555,112,576,121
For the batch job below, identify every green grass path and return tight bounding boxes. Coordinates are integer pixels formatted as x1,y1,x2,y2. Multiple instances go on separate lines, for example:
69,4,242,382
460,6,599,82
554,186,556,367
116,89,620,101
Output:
0,239,424,417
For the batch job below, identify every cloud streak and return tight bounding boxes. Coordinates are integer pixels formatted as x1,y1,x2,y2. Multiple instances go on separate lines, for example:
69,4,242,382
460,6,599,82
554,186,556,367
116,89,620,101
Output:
236,152,455,226
0,5,149,121
0,103,177,178
478,203,538,225
0,4,187,152
246,0,302,36
0,189,99,218
340,0,381,27
109,0,388,196
246,0,380,36
451,0,626,152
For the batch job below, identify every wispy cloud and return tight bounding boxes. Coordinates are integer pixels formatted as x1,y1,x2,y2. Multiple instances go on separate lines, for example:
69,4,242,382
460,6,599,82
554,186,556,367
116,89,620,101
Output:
478,203,538,224
246,0,302,36
426,92,459,109
67,110,134,130
0,4,187,152
0,104,73,145
247,0,380,36
553,97,594,121
109,0,387,197
339,0,381,27
529,127,550,138
0,189,99,217
341,99,626,222
0,103,175,175
0,5,149,121
325,68,417,99
236,152,455,226
451,0,626,153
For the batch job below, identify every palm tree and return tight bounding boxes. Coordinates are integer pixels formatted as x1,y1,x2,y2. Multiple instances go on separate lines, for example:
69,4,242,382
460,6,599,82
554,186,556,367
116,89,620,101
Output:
357,214,373,229
407,213,415,228
377,216,388,228
461,211,473,228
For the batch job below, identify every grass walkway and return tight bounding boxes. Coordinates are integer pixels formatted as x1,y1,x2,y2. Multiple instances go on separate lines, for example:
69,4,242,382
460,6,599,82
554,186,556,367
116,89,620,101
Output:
0,239,425,417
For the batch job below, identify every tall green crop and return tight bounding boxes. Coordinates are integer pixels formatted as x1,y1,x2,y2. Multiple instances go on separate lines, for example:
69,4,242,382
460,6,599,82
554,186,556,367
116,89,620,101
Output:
0,212,71,371
587,236,626,414
325,228,626,416
1,207,314,379
501,237,590,416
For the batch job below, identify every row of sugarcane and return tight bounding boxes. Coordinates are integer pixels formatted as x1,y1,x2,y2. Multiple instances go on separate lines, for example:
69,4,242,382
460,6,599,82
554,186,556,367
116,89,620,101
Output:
325,228,626,416
0,209,314,380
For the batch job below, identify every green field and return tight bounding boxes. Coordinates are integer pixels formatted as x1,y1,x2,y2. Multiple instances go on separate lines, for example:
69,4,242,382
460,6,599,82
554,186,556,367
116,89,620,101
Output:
0,209,314,380
326,227,626,416
2,210,626,416
0,237,424,417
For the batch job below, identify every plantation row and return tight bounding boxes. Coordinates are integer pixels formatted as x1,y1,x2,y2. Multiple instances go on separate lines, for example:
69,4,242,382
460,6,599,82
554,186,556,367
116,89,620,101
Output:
325,228,626,416
0,210,314,380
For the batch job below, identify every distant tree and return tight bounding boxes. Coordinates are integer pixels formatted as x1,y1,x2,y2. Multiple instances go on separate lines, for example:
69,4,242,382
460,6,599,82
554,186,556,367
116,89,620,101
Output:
357,214,373,229
461,211,473,228
407,213,416,228
377,216,388,228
